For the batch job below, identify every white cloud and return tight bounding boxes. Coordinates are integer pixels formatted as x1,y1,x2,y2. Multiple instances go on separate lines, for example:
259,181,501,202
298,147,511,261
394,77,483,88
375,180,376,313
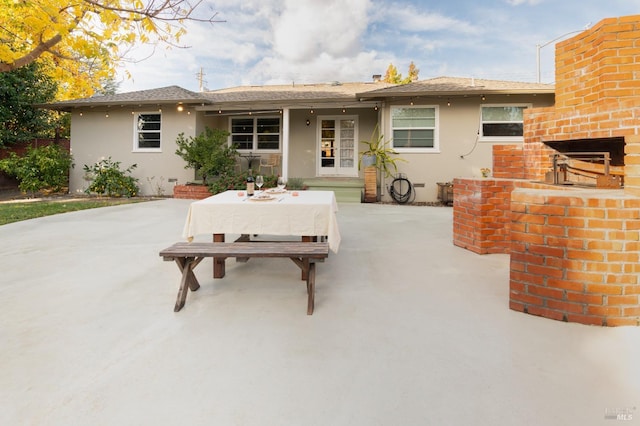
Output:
271,0,370,62
372,3,480,34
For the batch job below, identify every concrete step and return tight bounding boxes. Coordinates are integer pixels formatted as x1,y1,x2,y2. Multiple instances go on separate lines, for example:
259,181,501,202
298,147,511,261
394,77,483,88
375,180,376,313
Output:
304,178,364,203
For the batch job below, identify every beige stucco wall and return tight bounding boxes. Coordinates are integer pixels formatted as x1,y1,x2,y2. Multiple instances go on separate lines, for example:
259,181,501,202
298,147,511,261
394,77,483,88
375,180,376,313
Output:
287,108,378,179
69,108,198,196
199,107,379,180
68,94,552,201
377,94,554,202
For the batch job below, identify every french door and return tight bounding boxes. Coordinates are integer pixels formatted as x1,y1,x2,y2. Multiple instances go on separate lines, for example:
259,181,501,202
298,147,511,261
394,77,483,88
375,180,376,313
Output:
318,116,358,176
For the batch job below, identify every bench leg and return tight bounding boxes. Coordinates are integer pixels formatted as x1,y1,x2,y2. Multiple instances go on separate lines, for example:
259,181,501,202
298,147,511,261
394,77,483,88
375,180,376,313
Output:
307,262,316,315
213,233,226,278
174,257,200,312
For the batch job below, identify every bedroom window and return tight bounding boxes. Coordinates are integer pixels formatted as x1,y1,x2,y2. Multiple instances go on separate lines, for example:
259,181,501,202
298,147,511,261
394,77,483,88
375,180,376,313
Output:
391,106,438,152
134,113,162,151
230,116,281,151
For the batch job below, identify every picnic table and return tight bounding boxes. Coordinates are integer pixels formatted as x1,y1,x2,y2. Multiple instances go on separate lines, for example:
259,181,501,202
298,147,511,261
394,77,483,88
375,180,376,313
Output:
161,190,341,314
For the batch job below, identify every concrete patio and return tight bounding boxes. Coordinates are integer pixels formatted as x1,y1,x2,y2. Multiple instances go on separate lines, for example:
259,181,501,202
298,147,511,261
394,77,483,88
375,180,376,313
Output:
1,199,639,425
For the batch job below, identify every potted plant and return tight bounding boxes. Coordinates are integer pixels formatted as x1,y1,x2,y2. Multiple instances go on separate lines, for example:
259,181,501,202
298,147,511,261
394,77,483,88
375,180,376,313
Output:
358,124,405,202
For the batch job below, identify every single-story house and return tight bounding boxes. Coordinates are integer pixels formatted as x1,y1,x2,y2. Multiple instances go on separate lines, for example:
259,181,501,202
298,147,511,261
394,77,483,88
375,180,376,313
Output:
44,76,554,202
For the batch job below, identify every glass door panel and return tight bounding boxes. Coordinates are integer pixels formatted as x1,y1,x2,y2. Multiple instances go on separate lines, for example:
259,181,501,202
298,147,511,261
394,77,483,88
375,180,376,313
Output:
318,117,357,176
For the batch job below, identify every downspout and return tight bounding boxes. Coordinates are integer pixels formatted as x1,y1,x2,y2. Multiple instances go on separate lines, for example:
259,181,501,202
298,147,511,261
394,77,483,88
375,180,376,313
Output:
281,107,290,179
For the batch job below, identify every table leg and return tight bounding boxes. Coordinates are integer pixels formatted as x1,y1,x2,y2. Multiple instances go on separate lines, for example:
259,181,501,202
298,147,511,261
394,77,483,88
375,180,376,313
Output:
174,257,199,312
213,233,225,278
301,236,313,280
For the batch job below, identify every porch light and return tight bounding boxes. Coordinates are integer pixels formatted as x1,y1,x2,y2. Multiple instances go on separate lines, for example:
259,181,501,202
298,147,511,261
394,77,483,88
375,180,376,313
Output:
481,94,486,101
374,104,378,111
342,107,346,113
306,119,311,126
177,104,184,112
447,99,451,107
310,108,314,114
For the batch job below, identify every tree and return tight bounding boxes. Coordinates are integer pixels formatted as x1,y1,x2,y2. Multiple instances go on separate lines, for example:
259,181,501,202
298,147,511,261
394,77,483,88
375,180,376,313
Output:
175,127,236,183
0,0,222,99
0,144,74,195
383,61,420,84
0,62,59,147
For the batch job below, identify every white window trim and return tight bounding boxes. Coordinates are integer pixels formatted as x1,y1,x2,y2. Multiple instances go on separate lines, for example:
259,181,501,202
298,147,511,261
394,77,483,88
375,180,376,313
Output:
228,115,282,153
132,112,162,153
389,105,440,154
478,103,531,143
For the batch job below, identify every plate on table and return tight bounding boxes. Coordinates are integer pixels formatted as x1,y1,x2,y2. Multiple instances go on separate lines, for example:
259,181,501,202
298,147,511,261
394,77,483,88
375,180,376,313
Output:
265,188,287,194
249,194,275,201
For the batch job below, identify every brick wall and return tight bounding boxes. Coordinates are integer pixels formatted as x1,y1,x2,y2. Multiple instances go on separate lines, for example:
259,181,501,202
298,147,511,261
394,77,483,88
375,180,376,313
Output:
453,178,516,254
452,16,640,326
492,145,526,179
525,15,640,195
173,184,211,199
509,188,640,326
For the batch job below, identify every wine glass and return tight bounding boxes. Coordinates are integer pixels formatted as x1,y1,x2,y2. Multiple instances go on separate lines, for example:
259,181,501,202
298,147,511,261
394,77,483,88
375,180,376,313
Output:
277,176,286,191
255,175,264,193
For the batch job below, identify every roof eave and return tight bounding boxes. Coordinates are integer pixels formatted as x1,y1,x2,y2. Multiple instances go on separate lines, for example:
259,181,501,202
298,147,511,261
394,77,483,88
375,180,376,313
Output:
357,88,555,99
39,98,211,112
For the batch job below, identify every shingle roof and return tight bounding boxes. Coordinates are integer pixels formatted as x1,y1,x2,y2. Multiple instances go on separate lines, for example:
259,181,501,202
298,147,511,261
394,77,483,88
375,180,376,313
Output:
44,86,209,110
358,76,554,98
42,77,554,111
202,81,395,104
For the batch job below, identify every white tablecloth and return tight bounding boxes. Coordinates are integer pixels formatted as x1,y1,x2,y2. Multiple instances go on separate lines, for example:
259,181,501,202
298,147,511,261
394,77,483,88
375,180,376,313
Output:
182,190,341,253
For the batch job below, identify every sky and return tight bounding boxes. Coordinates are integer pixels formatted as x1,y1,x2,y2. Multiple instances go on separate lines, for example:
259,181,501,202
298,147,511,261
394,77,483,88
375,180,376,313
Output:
115,0,640,93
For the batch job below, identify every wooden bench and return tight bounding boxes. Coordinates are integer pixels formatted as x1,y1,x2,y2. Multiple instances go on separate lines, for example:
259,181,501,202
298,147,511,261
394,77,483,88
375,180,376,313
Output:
159,241,330,315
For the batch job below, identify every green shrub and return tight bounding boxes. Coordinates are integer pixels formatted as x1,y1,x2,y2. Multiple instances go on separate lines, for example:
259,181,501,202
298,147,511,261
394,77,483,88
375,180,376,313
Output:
83,158,139,197
208,170,277,194
175,127,236,182
0,144,74,195
284,177,306,190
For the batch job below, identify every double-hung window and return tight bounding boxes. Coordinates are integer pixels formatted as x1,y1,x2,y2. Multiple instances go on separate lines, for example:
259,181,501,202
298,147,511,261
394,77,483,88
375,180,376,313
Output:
391,106,438,152
480,105,530,141
230,116,281,151
134,113,162,151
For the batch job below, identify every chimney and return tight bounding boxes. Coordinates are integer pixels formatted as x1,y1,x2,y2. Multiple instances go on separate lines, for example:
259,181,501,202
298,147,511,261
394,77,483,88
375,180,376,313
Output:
372,74,382,83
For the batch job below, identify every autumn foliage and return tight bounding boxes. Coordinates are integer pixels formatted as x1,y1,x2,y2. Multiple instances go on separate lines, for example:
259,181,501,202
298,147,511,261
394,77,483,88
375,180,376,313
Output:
0,0,219,100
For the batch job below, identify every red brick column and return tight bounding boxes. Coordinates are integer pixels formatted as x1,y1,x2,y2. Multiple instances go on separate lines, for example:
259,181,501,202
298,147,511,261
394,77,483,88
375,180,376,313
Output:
509,188,640,326
453,178,516,254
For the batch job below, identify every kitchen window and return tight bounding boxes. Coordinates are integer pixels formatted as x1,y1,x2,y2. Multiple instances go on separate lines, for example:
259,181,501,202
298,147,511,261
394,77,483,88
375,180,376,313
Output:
480,105,530,141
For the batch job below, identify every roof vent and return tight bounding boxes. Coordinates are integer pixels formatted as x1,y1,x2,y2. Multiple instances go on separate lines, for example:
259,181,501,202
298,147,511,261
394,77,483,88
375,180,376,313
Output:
372,74,382,82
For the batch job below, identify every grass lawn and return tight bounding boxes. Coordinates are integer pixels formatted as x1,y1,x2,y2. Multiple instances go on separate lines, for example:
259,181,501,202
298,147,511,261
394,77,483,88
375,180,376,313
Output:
0,198,150,226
